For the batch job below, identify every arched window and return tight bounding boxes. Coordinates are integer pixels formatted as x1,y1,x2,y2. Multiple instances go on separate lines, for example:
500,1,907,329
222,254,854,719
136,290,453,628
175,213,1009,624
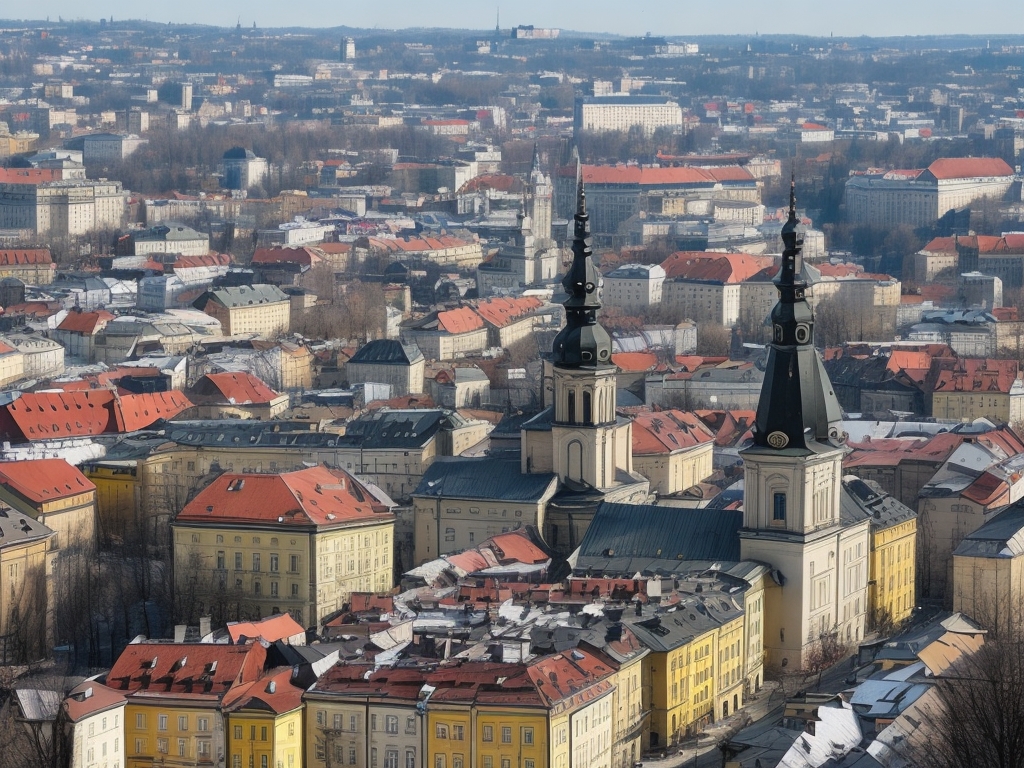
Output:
582,391,592,424
567,440,583,482
566,389,576,425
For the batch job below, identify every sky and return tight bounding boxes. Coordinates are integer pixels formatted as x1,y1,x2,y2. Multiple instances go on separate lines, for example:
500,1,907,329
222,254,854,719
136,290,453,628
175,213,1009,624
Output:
14,0,1024,37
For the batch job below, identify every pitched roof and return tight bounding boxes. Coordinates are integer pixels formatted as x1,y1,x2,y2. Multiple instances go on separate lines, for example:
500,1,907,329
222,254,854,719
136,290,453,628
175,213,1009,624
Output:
573,164,753,186
63,682,126,723
195,285,289,310
437,306,485,334
176,465,389,527
105,642,267,699
226,614,305,644
222,668,304,714
611,352,659,372
0,249,53,266
113,391,194,431
414,457,558,502
251,246,324,267
474,296,542,328
631,410,715,455
0,459,95,503
660,251,774,282
925,157,1014,180
56,310,115,334
954,500,1024,558
173,253,231,269
348,339,424,366
193,372,281,405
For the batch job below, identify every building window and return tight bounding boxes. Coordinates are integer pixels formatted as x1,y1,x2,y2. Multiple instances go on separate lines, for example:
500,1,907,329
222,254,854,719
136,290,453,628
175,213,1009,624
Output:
386,715,398,734
270,554,279,572
177,739,187,757
773,492,787,522
567,389,577,424
435,757,446,768
234,726,242,739
261,727,267,741
291,583,299,597
350,747,357,765
406,717,416,735
350,715,358,732
385,750,399,768
178,716,188,731
271,582,278,597
198,741,211,758
483,758,493,768
583,390,592,423
406,752,416,768
523,727,534,745
316,710,326,726
452,724,464,740
482,725,493,742
157,738,168,754
233,756,242,768
158,714,167,731
235,552,243,570
254,582,261,596
252,553,261,572
453,756,464,768
502,726,512,743
289,555,299,572
217,551,225,569
436,724,448,739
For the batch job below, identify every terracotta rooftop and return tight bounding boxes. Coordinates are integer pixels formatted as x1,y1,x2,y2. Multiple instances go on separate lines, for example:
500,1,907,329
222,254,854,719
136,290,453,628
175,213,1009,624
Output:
925,157,1014,180
632,410,715,455
226,614,305,644
562,164,753,186
251,247,323,266
474,296,542,328
611,352,659,372
0,458,95,504
176,465,390,528
660,252,774,282
63,682,126,723
437,306,485,334
223,668,304,714
192,372,281,405
0,168,61,185
173,253,231,269
56,310,115,335
364,235,473,253
0,249,53,266
106,642,266,699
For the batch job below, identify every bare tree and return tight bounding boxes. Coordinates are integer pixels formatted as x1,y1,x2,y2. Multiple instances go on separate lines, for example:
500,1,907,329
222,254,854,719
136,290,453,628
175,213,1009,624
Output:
803,626,849,691
695,323,732,357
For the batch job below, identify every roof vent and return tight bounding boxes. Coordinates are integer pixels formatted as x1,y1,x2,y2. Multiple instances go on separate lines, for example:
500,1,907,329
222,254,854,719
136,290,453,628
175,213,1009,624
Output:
266,680,276,694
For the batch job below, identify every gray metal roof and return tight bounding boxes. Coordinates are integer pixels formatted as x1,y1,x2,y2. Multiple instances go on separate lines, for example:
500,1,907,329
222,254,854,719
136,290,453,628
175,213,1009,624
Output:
413,457,557,502
576,502,742,572
840,477,916,532
953,499,1024,558
348,339,424,366
195,285,288,309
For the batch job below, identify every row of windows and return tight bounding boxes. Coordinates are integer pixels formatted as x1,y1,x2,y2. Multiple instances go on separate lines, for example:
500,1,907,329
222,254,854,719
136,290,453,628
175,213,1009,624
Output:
135,713,208,731
216,552,301,572
433,724,533,744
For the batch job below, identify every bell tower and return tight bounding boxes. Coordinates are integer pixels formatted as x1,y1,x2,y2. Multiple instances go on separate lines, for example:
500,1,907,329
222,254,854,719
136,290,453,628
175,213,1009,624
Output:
549,170,618,488
739,178,869,669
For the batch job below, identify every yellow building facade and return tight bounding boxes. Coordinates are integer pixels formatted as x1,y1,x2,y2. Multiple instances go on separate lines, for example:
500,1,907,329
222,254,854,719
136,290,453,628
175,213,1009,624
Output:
225,671,304,768
124,702,221,768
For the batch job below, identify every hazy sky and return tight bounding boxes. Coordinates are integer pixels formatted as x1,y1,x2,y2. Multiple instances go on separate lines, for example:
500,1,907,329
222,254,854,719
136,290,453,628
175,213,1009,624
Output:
15,0,1024,37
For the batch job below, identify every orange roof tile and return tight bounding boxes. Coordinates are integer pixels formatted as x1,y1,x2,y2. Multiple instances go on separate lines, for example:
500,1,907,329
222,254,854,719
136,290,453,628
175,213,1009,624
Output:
926,157,1014,180
474,296,542,328
176,465,390,528
612,352,658,372
0,458,95,503
631,410,715,455
437,306,484,334
113,391,193,432
0,168,60,185
660,252,774,282
251,247,323,266
63,682,126,723
2,390,115,440
106,642,266,699
223,668,304,714
56,310,115,334
226,614,305,644
194,372,281,405
0,249,52,266
173,253,231,269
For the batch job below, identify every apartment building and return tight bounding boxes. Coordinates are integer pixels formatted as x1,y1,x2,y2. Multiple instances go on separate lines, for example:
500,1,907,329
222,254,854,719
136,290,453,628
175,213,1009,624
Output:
602,264,666,312
0,178,126,235
193,286,291,337
574,96,683,136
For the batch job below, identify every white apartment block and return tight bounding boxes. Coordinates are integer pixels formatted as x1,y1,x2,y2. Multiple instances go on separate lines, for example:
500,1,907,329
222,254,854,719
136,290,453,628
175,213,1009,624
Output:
602,264,666,312
0,179,125,235
574,97,682,136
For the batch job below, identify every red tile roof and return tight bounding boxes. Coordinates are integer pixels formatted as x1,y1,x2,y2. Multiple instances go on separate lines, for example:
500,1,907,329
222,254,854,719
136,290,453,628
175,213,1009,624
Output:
0,168,60,185
660,251,774,282
194,372,281,405
931,358,1020,395
173,253,231,269
226,614,305,644
0,249,53,266
56,310,115,334
176,465,390,528
474,296,542,328
567,164,753,186
251,247,323,266
364,235,474,253
527,649,615,706
612,352,659,372
437,306,484,334
0,459,95,504
106,642,267,699
631,410,715,455
926,157,1014,180
223,668,303,714
112,391,193,432
64,682,126,723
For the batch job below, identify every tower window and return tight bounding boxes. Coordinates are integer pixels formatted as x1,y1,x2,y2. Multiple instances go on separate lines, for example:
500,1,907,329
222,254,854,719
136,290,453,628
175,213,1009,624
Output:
773,493,787,522
583,391,592,424
567,389,577,425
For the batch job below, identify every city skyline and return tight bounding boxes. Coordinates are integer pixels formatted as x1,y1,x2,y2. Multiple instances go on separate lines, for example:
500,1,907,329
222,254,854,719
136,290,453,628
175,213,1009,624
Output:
12,0,1024,38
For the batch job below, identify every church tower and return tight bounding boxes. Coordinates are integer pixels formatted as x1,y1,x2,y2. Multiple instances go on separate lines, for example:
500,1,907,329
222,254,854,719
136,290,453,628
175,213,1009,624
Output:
549,173,619,488
529,144,553,247
739,180,870,669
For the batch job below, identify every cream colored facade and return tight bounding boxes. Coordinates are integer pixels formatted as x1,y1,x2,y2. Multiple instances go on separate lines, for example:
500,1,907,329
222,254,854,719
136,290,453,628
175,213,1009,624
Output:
632,442,713,496
846,172,1014,227
576,101,682,135
0,179,125,235
7,335,65,378
662,281,741,327
602,265,666,312
346,357,425,395
202,298,291,337
740,448,871,668
0,347,24,385
930,384,1024,424
173,517,394,627
403,326,488,361
67,690,126,768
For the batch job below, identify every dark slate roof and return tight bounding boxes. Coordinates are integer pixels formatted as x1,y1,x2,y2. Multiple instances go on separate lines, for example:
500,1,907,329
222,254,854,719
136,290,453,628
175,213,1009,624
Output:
348,339,424,366
521,406,554,432
840,477,917,531
413,457,557,502
224,146,259,159
342,409,451,449
953,499,1024,558
576,502,742,575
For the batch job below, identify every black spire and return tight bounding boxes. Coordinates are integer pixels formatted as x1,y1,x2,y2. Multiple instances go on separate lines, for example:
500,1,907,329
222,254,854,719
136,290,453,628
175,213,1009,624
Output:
551,168,612,367
749,177,844,453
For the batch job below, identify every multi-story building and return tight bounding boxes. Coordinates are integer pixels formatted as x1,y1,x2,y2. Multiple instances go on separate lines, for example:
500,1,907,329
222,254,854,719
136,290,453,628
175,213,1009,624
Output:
401,307,490,362
188,372,290,420
346,339,425,396
0,459,97,551
224,669,305,768
738,196,871,668
0,249,55,284
929,358,1024,424
602,264,666,312
193,286,291,337
660,252,776,328
171,465,396,627
222,147,269,191
3,333,64,379
952,500,1024,634
354,234,483,269
574,96,683,136
840,477,917,629
65,681,127,768
630,410,714,496
125,223,209,257
845,157,1015,227
110,642,266,768
0,178,126,235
